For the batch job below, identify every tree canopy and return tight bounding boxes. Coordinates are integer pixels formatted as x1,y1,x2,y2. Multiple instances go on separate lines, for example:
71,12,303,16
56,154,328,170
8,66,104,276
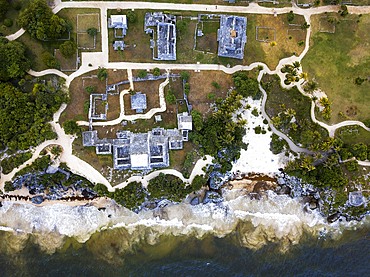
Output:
18,0,69,40
190,91,247,172
0,38,31,81
59,40,76,58
63,120,81,135
232,72,261,100
0,0,9,20
0,80,67,150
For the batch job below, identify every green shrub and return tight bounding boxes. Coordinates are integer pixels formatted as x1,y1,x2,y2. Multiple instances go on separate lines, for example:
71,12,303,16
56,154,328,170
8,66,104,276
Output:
1,152,32,174
3,19,13,27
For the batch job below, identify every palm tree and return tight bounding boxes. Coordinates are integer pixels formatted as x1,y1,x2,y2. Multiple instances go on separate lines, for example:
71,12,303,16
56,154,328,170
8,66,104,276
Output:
292,61,301,69
300,72,308,80
285,108,296,117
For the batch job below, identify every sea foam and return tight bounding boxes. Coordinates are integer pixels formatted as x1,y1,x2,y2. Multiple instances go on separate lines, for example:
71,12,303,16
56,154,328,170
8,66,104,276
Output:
0,190,368,256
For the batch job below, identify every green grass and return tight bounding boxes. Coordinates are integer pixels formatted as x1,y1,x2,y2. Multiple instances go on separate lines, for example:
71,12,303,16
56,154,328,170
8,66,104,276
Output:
108,10,305,69
335,125,370,145
302,14,370,124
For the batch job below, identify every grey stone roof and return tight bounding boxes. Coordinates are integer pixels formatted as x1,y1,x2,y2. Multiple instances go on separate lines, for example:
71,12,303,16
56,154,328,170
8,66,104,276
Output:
130,133,149,155
157,23,176,60
82,131,98,146
348,191,365,207
177,112,193,130
131,93,147,112
113,41,125,51
218,15,247,60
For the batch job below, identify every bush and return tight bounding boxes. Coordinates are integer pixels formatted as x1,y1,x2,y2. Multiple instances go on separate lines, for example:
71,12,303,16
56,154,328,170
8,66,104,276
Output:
85,85,96,94
4,181,14,192
148,173,187,202
59,41,76,58
1,152,32,174
254,126,262,134
152,67,160,76
3,19,13,27
251,108,259,117
127,10,137,23
211,81,220,89
63,120,81,135
165,88,176,104
97,67,108,81
180,71,190,81
287,11,295,23
42,51,60,69
232,72,261,100
87,27,98,37
112,181,146,210
189,175,207,192
138,69,147,79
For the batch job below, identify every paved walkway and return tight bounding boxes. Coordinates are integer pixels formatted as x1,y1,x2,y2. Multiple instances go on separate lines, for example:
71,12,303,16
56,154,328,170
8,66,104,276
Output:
3,2,370,191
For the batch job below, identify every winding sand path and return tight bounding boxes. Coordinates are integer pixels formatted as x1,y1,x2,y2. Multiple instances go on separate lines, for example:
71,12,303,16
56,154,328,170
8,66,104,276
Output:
77,75,169,126
3,2,370,192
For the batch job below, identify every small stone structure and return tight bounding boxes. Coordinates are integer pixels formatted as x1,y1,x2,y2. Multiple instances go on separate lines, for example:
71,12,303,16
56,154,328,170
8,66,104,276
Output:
130,92,147,113
113,41,125,51
89,94,108,120
177,112,193,141
348,191,365,207
108,15,128,38
217,15,247,59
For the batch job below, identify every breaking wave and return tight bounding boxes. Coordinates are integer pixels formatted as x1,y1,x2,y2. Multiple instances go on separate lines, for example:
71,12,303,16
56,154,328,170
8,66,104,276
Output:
0,190,368,260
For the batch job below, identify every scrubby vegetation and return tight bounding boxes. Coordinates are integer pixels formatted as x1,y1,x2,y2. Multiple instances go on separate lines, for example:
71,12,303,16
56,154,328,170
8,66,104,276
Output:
1,152,32,174
0,79,68,151
147,173,188,202
232,72,261,100
190,91,247,173
111,182,146,210
262,74,329,150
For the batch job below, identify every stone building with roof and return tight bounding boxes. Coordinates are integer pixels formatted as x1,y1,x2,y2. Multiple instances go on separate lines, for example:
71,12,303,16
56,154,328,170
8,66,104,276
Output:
144,12,177,60
177,112,193,141
82,127,187,170
217,15,247,59
131,93,147,113
108,15,128,37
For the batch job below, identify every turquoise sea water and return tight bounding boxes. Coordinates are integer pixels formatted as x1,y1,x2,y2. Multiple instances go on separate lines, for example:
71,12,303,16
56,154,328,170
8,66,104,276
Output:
0,227,369,277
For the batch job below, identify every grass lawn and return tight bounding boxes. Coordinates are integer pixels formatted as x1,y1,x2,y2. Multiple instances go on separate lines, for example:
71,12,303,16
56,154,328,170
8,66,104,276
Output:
55,49,78,71
57,8,102,52
318,17,336,33
107,69,128,85
108,10,306,69
108,10,152,62
168,77,183,99
302,13,370,124
195,20,219,53
60,70,106,124
262,74,328,148
107,94,120,120
187,70,233,115
76,13,100,33
77,33,95,49
17,32,49,71
256,27,276,42
335,125,370,145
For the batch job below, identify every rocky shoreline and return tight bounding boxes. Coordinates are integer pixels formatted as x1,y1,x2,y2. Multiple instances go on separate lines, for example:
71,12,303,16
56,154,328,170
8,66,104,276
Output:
1,163,368,224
